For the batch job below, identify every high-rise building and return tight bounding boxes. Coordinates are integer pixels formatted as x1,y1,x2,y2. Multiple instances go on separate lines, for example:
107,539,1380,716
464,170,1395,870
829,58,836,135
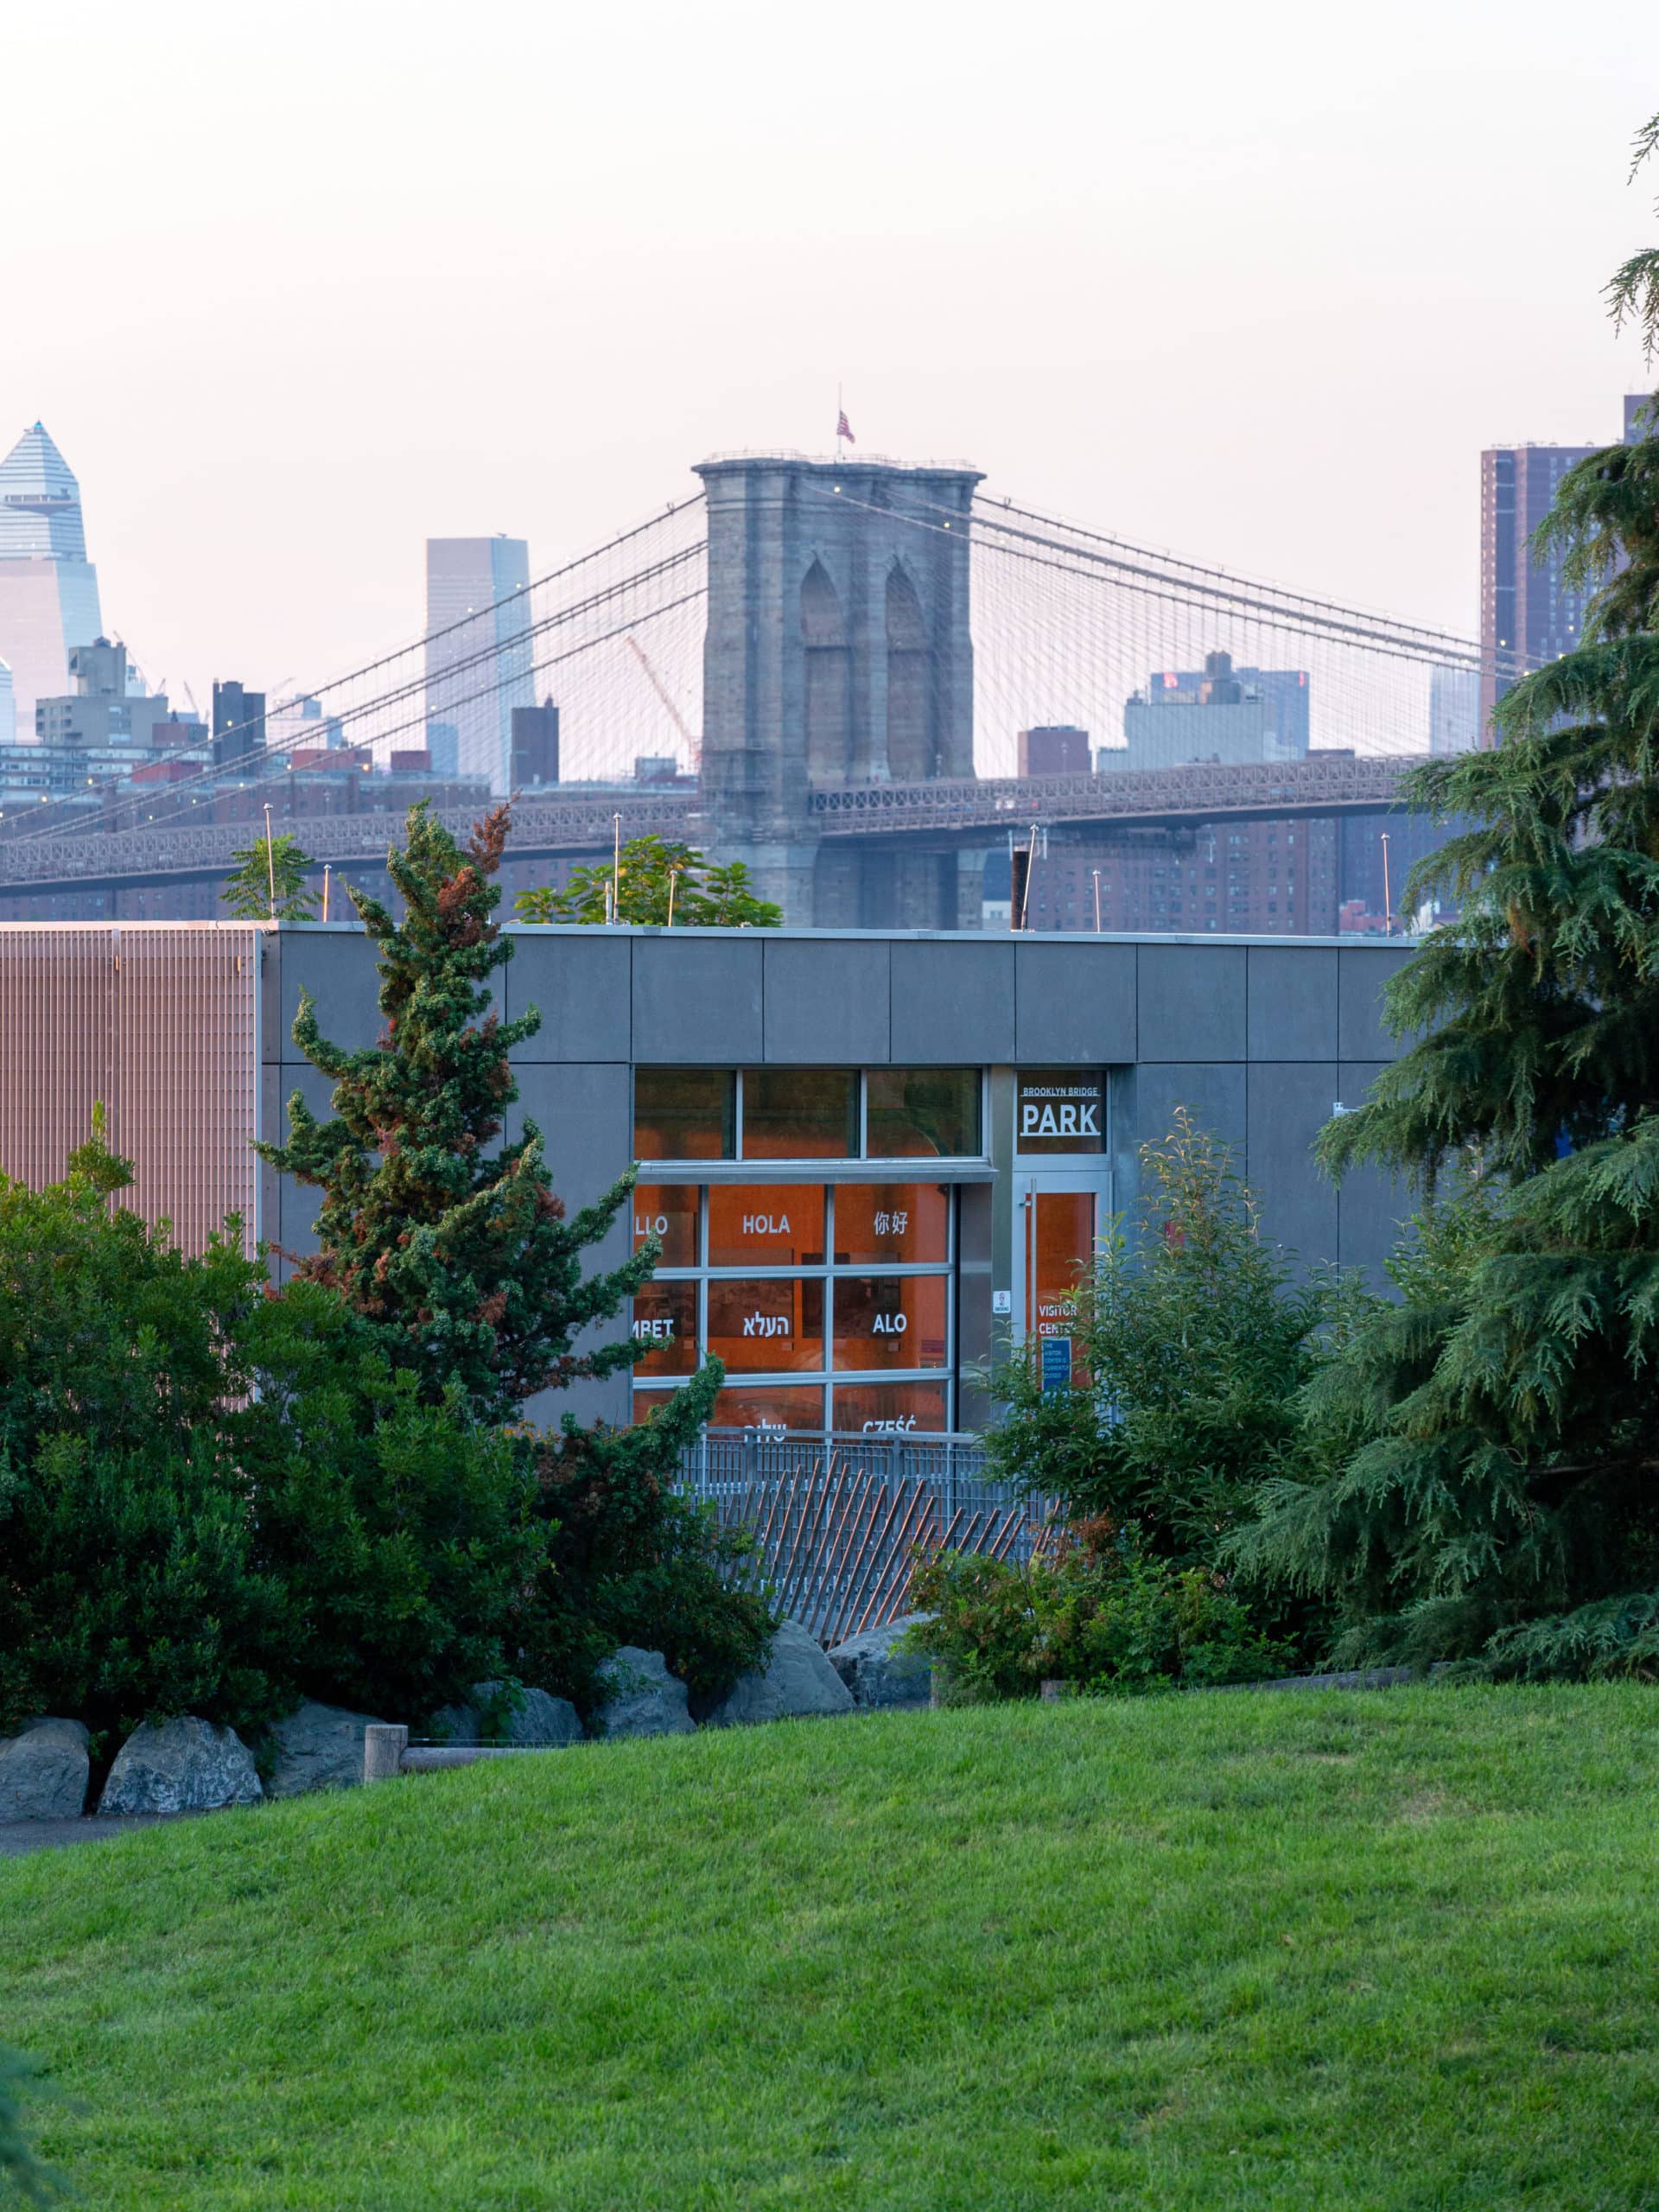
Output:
424,537,534,793
1111,652,1310,772
1429,664,1480,754
213,680,266,771
0,423,104,740
34,637,174,749
510,701,560,789
1478,395,1649,737
0,658,13,747
269,694,343,757
1017,725,1090,776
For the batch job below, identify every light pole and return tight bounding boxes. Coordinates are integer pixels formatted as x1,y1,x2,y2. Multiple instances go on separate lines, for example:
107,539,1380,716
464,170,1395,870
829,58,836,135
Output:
262,802,277,918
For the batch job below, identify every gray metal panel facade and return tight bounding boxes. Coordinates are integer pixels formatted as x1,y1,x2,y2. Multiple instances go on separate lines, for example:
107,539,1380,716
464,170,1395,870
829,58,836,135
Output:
1135,943,1249,1063
1014,940,1136,1063
0,920,1421,1437
889,938,1016,1063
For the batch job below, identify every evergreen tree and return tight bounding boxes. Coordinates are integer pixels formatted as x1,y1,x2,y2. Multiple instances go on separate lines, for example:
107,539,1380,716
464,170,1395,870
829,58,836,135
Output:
258,801,655,1423
1236,117,1659,1675
513,833,780,928
984,1112,1352,1575
223,831,320,921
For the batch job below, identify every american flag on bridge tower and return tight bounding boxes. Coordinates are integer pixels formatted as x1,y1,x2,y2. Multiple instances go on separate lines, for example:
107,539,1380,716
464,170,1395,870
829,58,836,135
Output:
836,410,855,444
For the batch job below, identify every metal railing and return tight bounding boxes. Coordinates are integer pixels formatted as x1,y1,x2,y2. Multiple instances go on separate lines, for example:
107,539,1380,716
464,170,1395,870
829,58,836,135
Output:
675,1433,1054,1646
807,753,1427,836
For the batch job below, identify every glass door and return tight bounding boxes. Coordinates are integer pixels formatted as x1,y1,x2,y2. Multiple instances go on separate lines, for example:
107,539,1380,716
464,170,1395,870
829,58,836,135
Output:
1015,1171,1105,1389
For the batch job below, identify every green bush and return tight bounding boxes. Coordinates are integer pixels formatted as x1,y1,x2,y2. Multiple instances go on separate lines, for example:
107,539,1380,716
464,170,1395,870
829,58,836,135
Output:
524,1366,773,1707
237,1283,550,1721
0,1131,290,1739
983,1113,1357,1575
909,1527,1295,1703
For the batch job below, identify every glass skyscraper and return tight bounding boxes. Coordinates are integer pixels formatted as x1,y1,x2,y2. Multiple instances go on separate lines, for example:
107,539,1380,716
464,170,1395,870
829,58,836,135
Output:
424,536,534,792
0,423,103,740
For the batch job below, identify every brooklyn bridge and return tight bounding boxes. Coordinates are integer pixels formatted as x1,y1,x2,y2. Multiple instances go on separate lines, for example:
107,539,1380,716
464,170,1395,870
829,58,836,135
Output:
0,449,1509,932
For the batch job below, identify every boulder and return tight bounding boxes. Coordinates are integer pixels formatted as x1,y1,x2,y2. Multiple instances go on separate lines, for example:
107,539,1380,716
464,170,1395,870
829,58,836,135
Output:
430,1683,583,1748
0,1718,91,1821
98,1716,263,1816
262,1701,387,1797
590,1647,696,1739
700,1618,855,1728
827,1615,934,1709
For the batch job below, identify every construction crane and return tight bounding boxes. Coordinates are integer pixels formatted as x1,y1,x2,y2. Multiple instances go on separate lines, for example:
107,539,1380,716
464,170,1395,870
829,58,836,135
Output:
625,634,700,775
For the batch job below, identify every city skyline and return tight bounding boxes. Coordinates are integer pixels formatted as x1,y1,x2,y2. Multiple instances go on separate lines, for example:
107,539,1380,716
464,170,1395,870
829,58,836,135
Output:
0,422,103,739
1,1,1653,715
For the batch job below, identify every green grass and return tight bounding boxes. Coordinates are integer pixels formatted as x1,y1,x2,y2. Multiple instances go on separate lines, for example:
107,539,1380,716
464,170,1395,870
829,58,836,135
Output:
3,1688,1658,2210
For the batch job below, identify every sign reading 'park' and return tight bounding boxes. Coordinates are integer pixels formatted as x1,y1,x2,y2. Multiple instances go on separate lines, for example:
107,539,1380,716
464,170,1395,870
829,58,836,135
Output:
1015,1071,1107,1154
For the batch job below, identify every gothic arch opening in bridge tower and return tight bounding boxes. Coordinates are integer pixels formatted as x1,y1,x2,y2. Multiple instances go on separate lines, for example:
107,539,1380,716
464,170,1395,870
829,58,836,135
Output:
801,557,851,785
886,561,932,781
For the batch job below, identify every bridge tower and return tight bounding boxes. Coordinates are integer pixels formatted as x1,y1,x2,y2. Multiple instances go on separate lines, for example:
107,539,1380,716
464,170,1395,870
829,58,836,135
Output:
694,453,982,923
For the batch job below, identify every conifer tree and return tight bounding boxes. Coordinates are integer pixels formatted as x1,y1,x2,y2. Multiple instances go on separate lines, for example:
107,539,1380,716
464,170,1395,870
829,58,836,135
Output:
1236,114,1659,1675
259,802,655,1423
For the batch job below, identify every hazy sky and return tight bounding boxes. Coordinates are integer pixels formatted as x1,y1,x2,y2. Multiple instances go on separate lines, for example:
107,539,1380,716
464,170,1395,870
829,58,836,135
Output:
3,0,1653,708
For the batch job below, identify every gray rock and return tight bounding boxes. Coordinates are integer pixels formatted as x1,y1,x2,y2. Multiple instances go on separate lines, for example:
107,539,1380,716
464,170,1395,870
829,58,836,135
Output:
98,1717,263,1816
590,1647,696,1739
262,1701,386,1796
701,1618,855,1727
828,1615,934,1708
0,1718,91,1821
430,1683,583,1748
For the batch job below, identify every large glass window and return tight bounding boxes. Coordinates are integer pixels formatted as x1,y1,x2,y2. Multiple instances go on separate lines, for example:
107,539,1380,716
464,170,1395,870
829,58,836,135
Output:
632,1183,699,1267
834,1181,950,1266
832,1380,950,1436
709,1384,827,1435
741,1068,857,1160
633,1070,986,1166
634,1069,735,1160
832,1275,949,1371
707,1278,824,1374
866,1068,981,1159
633,1179,957,1435
707,1184,825,1268
631,1281,697,1376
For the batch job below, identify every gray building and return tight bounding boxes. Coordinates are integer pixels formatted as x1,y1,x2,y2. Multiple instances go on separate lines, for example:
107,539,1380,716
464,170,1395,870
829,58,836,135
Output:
425,536,534,793
0,920,1411,1443
1478,394,1649,734
1113,652,1310,772
0,423,104,740
34,638,174,750
695,454,981,922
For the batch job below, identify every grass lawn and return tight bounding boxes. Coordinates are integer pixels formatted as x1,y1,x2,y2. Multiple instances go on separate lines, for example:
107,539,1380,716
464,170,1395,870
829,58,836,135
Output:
3,1686,1657,2209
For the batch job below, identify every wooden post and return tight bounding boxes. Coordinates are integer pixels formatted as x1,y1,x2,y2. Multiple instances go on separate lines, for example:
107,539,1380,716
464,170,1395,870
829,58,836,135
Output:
363,1724,409,1783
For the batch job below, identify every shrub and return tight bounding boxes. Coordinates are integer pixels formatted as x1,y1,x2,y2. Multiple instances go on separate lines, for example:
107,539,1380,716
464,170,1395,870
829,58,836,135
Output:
982,1113,1357,1574
909,1525,1295,1703
0,1129,289,1739
237,1283,551,1720
523,1367,773,1707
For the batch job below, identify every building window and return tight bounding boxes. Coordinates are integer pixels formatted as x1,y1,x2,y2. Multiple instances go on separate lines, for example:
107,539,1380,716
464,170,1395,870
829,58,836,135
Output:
633,1069,985,1164
631,1175,957,1435
866,1066,981,1158
633,1068,735,1161
741,1067,857,1159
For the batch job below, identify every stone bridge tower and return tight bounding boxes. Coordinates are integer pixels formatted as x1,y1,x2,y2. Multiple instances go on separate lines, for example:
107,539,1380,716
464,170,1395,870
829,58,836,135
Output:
694,453,982,922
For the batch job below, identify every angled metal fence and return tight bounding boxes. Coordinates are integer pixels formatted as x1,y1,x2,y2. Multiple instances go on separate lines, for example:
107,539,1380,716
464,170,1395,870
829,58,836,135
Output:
674,1433,1058,1646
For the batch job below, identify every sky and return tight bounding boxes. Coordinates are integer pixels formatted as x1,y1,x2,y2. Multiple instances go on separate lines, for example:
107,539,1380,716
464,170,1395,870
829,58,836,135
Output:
3,0,1654,710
